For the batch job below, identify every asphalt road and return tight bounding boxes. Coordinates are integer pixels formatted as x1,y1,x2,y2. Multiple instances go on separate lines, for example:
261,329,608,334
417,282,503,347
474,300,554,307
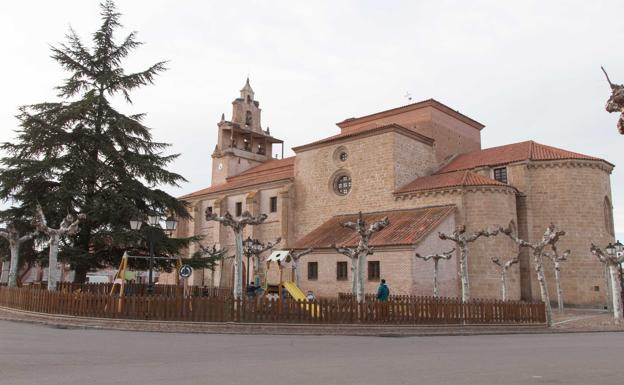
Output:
0,320,623,385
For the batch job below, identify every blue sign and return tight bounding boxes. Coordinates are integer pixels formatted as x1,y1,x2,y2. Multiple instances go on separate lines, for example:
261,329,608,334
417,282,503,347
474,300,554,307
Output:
179,265,193,278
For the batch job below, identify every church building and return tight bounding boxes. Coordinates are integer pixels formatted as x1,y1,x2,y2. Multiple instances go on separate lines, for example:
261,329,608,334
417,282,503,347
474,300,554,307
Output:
174,79,615,306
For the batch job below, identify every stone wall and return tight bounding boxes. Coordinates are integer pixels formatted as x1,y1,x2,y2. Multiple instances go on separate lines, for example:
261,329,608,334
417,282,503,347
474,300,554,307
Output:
461,188,520,300
525,161,614,306
293,131,437,241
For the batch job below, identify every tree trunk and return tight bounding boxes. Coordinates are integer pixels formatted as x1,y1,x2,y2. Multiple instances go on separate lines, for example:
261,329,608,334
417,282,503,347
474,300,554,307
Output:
356,252,367,303
459,246,470,302
534,252,552,326
608,264,623,323
351,257,357,296
554,263,563,312
0,259,9,284
47,234,61,292
233,231,244,300
73,264,88,284
8,244,20,288
433,259,439,297
293,258,301,287
501,270,507,302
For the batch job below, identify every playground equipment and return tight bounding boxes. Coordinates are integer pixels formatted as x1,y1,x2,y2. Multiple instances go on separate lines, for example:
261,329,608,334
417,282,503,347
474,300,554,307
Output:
110,251,183,296
265,250,318,315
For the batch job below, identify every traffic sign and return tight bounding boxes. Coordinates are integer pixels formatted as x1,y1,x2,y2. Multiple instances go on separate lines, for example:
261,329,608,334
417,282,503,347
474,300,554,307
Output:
179,264,193,278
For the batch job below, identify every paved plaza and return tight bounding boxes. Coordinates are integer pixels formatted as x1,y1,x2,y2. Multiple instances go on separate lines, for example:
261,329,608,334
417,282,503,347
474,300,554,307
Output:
0,320,623,385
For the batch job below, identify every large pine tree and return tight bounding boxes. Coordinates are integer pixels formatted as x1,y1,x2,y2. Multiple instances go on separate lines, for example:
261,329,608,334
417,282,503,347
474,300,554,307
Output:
0,1,193,282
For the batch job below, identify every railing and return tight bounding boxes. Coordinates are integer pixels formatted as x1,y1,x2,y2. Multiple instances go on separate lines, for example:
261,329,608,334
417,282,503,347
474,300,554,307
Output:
0,287,546,325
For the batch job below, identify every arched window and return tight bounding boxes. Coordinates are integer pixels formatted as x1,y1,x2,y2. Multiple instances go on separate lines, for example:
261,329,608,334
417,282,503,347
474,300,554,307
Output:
604,197,615,236
245,111,253,126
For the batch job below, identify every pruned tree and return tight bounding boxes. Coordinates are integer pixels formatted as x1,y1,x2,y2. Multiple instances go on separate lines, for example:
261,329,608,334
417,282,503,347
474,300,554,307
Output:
439,225,499,302
205,210,267,299
334,212,389,303
243,237,282,280
190,244,228,271
500,222,566,326
333,244,358,296
544,245,570,312
490,256,519,302
601,66,624,134
288,248,313,287
590,244,624,323
415,249,455,297
0,224,37,287
33,205,85,291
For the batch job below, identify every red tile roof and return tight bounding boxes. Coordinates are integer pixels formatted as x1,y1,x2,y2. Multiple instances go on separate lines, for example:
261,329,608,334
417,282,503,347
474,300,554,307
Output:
293,206,455,249
395,170,508,195
336,98,485,130
438,141,608,173
180,157,295,199
292,123,434,152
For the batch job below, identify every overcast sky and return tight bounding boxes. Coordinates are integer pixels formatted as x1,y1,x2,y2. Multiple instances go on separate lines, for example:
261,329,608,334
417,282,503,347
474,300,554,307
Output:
1,0,623,240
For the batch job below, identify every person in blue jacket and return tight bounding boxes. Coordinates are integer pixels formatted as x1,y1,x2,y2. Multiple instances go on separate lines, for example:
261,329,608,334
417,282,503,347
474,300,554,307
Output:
376,279,390,302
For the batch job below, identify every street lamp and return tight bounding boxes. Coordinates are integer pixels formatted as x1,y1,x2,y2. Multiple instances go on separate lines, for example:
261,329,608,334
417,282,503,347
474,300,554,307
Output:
606,242,616,257
243,236,254,286
129,210,177,294
129,216,143,231
147,210,160,227
615,240,624,255
165,215,178,235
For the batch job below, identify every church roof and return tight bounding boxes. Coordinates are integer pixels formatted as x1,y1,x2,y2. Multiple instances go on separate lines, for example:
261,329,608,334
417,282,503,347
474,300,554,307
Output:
180,157,295,199
395,170,509,195
438,140,610,173
293,205,455,249
292,123,434,152
336,98,485,130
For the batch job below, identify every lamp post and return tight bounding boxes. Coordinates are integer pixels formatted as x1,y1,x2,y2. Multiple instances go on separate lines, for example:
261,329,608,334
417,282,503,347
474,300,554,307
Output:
129,210,177,294
243,236,254,286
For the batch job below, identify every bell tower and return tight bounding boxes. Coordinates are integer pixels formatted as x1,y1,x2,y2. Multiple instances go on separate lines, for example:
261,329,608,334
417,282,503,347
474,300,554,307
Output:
211,78,284,185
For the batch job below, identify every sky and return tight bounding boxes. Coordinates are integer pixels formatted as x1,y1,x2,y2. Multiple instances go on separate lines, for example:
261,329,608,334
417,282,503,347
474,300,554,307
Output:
0,0,623,241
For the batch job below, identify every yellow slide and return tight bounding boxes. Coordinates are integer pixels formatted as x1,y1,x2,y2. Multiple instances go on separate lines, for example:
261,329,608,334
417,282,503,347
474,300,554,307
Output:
283,281,307,300
282,281,319,317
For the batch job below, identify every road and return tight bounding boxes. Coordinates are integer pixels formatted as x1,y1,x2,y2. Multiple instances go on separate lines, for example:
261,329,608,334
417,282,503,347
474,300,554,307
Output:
0,320,623,385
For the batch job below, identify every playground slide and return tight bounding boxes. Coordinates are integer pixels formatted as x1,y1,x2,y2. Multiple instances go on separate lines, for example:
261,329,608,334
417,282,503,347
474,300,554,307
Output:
282,281,307,301
283,281,319,316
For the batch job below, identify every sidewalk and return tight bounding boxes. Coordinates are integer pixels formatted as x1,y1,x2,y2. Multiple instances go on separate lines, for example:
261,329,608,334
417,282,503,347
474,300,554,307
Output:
552,308,624,331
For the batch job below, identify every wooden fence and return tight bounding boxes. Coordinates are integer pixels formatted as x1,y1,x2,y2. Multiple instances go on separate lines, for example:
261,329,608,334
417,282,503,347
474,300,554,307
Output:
0,287,545,325
54,282,231,298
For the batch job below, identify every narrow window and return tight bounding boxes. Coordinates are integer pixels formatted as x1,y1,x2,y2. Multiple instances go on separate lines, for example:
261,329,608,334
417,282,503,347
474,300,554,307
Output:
206,206,213,215
245,111,253,126
270,196,278,213
368,261,380,281
604,197,615,236
235,202,242,217
336,261,348,281
493,167,508,184
308,262,318,280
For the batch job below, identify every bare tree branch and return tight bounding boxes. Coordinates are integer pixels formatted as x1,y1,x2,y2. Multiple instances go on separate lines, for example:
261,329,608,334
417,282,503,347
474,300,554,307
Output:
439,224,499,301
415,248,455,297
